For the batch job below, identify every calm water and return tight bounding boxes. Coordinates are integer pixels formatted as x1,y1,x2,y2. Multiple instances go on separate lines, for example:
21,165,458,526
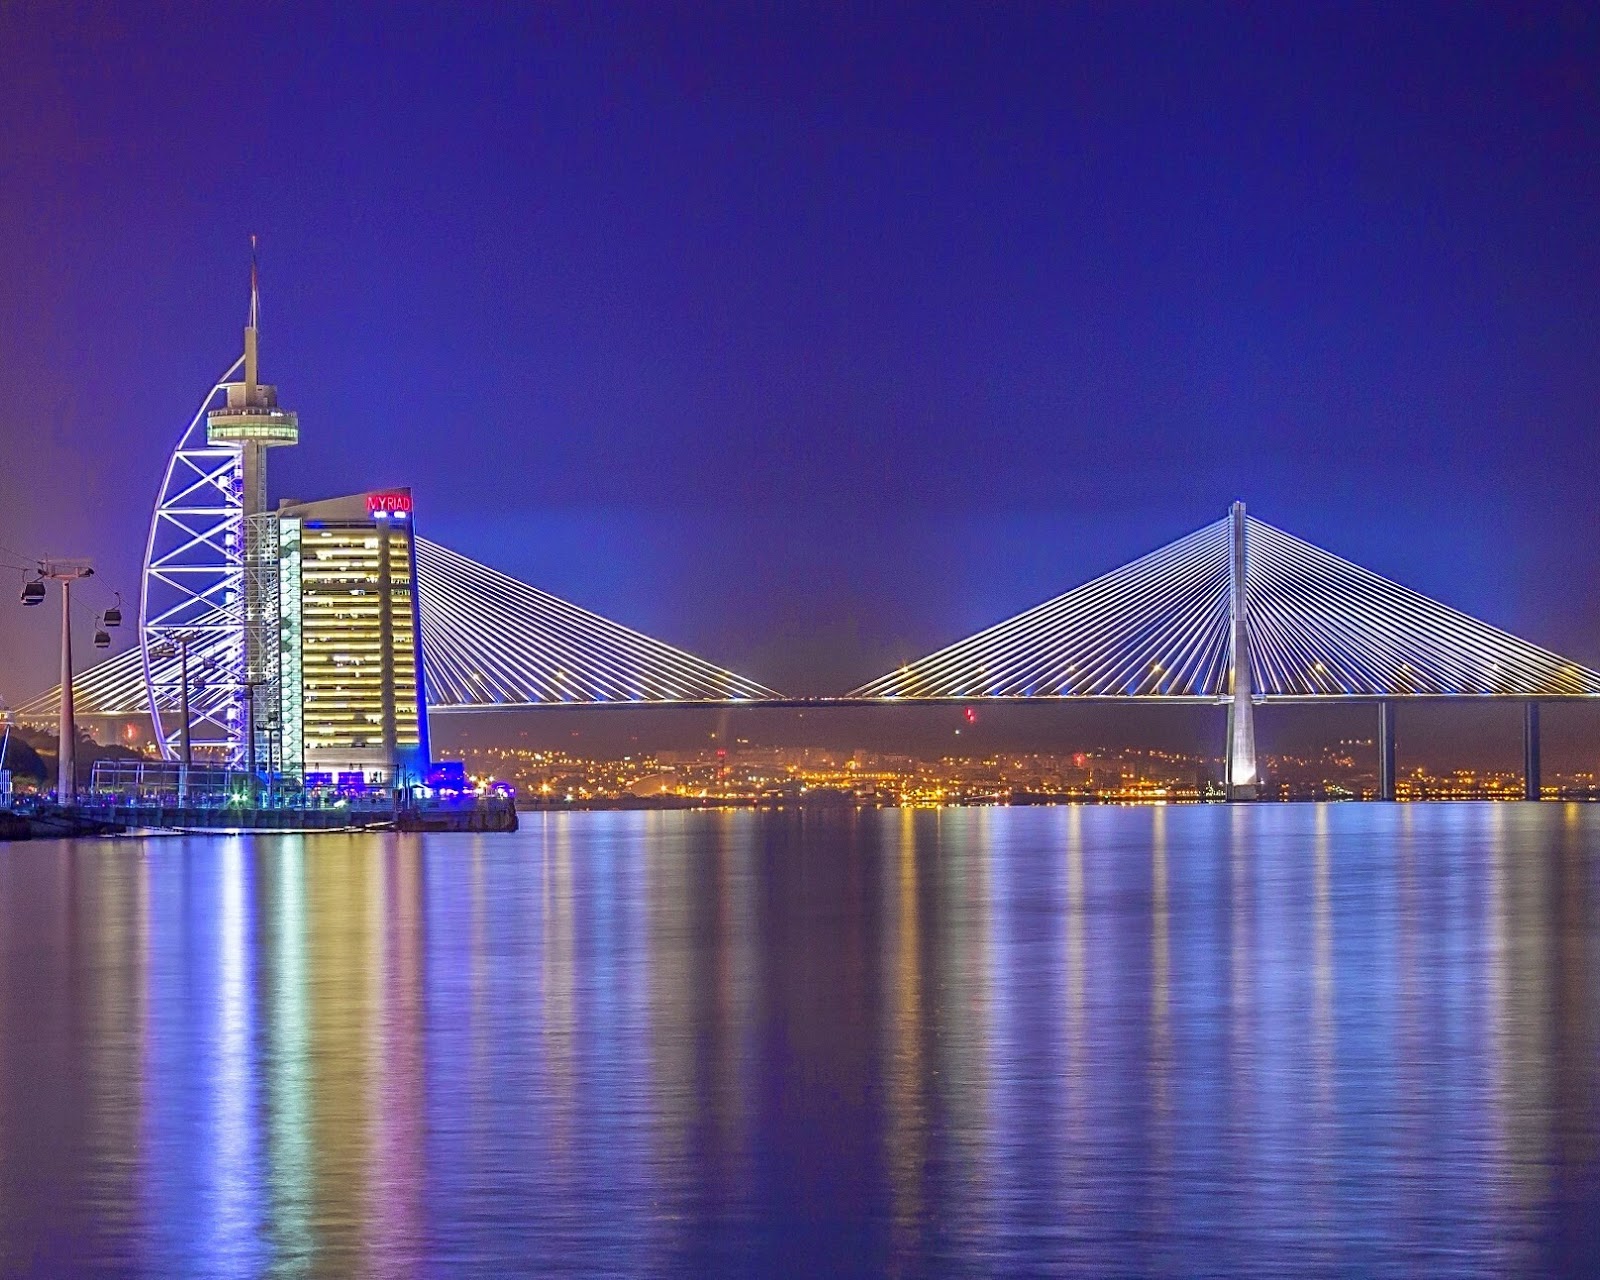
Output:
0,804,1597,1277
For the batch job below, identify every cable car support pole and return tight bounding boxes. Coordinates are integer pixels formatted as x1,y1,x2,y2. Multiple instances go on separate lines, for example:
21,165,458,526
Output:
41,559,94,804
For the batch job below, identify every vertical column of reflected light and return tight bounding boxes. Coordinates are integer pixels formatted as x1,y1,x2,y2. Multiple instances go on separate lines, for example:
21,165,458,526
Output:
364,839,424,1271
131,848,151,1260
1047,805,1091,1262
204,838,264,1275
937,809,996,1261
1148,805,1173,1235
310,841,376,1269
537,819,580,1253
414,830,475,1259
1499,808,1560,1234
1062,806,1088,1056
1484,804,1514,1241
362,842,390,1266
83,846,147,1259
267,839,312,1270
637,809,756,1272
629,812,694,1274
713,813,760,1220
134,847,188,1272
537,818,574,1120
982,804,1046,1261
1253,810,1324,1254
570,812,648,1275
1391,805,1426,1247
466,837,488,1085
1438,803,1503,1253
1552,806,1599,1265
882,809,926,1256
1307,806,1337,1232
394,841,426,1248
1510,812,1554,1215
636,811,695,1264
1223,805,1257,1251
1150,807,1171,1084
0,850,21,1250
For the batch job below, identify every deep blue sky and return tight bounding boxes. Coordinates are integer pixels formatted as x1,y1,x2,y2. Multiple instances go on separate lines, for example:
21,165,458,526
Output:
2,2,1598,699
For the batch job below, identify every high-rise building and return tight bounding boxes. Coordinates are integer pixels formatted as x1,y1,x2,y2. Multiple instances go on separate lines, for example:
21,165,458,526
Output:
136,249,434,791
276,489,430,787
203,244,299,762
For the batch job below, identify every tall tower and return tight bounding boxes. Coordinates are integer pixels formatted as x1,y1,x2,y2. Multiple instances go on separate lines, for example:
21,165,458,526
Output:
1225,501,1259,801
205,241,298,769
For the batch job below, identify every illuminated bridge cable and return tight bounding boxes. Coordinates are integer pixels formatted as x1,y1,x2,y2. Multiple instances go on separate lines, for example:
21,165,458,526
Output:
851,511,1600,700
29,507,1600,722
1240,517,1599,697
853,518,1235,699
414,539,780,707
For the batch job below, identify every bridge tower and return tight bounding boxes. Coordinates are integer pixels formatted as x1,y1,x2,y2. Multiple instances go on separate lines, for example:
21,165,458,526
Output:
1226,501,1259,800
204,240,298,760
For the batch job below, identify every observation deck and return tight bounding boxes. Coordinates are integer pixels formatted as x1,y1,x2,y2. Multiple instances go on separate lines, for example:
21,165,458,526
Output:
206,382,299,446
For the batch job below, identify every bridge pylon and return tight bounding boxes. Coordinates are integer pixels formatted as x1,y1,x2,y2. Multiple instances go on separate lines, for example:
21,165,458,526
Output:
1225,501,1259,800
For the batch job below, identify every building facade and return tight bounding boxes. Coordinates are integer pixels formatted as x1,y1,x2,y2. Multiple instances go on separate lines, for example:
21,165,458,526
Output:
276,489,429,788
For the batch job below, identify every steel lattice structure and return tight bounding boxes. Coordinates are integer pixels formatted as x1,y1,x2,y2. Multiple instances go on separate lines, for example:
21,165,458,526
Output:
138,357,248,760
851,510,1600,701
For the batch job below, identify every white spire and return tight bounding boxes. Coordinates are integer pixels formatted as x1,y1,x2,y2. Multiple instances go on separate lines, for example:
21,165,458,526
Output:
244,234,259,394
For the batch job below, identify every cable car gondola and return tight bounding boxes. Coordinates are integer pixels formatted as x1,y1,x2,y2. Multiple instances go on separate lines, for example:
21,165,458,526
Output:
20,579,44,606
94,628,111,649
102,593,122,628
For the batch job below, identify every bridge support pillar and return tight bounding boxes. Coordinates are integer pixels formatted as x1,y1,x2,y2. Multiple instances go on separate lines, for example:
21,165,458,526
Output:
1226,696,1258,801
1523,701,1541,801
1225,501,1259,801
1377,700,1396,801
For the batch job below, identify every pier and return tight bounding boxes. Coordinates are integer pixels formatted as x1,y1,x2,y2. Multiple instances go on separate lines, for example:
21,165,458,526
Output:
0,794,517,840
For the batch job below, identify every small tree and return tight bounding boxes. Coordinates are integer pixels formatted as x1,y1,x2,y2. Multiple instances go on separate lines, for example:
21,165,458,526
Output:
0,734,47,784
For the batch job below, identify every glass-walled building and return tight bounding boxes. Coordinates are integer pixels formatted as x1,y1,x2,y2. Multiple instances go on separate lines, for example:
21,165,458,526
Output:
277,489,429,787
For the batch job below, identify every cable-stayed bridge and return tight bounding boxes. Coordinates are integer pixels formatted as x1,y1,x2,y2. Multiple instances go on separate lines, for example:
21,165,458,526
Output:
24,280,1593,801
850,502,1600,798
18,534,778,721
25,501,1600,801
853,510,1599,702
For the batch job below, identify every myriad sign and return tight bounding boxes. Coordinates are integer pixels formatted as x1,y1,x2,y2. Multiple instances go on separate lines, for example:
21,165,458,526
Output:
367,492,413,515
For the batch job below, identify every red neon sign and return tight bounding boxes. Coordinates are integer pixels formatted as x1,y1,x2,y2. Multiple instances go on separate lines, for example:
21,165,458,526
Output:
367,492,413,515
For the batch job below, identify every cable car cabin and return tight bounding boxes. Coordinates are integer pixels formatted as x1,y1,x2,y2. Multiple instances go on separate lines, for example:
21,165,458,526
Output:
102,604,122,627
20,580,44,606
94,628,111,649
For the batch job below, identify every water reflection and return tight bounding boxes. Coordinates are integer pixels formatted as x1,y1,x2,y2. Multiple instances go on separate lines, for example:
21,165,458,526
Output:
0,805,1595,1275
883,809,923,1260
266,838,312,1271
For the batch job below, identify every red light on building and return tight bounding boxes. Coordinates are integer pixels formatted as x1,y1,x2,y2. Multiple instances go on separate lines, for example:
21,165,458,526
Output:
367,492,413,515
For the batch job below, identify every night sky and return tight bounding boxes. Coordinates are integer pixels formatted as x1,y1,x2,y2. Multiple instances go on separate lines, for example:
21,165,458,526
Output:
2,3,1599,705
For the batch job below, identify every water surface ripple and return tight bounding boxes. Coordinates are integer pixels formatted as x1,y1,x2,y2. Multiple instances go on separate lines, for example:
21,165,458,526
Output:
0,804,1596,1276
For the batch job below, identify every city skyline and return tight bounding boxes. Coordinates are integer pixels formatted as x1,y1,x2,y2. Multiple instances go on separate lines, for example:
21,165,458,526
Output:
4,10,1600,1275
3,5,1600,704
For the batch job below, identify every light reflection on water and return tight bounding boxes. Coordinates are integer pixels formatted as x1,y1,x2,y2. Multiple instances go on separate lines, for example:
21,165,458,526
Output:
0,804,1596,1276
